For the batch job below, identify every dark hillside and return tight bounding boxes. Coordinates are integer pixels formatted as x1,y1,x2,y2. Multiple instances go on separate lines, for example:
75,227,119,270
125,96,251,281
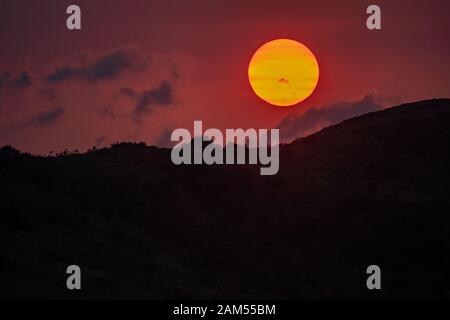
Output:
1,99,450,299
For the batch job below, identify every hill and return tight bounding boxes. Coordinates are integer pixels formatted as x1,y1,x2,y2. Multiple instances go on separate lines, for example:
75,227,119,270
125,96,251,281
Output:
1,98,450,299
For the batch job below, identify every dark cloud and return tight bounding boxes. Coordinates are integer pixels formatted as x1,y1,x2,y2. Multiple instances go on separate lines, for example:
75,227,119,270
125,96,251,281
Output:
46,66,77,83
134,80,174,121
120,87,138,99
28,106,65,128
84,50,134,81
0,71,32,90
12,72,32,88
46,48,142,84
100,81,174,122
278,95,380,141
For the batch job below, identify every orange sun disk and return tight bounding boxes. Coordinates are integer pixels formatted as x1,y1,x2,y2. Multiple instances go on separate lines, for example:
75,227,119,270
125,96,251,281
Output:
248,39,319,107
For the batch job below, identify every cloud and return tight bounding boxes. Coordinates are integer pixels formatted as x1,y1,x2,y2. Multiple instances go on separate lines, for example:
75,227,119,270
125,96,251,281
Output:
27,106,65,128
84,50,135,81
0,71,32,90
46,47,145,84
120,87,138,99
1,46,184,153
46,66,77,83
278,95,380,141
133,80,174,121
12,72,32,88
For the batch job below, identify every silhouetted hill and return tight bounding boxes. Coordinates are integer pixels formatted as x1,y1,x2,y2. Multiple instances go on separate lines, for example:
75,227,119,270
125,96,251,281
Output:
1,98,450,299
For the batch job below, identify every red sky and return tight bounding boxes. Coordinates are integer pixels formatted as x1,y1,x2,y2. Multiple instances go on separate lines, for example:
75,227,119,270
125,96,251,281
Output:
1,0,449,154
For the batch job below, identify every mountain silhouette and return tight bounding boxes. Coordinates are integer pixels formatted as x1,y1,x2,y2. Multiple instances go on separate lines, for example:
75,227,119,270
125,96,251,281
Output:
1,98,449,299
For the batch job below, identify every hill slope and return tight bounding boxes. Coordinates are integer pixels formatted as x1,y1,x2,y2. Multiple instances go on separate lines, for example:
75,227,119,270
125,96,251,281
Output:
1,98,450,299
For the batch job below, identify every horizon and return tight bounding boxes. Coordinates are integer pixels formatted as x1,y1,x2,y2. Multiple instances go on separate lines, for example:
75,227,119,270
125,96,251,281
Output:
2,97,449,155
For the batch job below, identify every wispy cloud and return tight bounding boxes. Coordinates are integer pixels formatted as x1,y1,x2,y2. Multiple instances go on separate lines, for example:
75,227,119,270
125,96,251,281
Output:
133,80,175,122
278,95,381,141
27,106,65,128
0,71,32,90
46,47,146,84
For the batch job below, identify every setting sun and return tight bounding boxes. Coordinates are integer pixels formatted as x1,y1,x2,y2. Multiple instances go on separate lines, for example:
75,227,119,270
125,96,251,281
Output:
248,39,319,107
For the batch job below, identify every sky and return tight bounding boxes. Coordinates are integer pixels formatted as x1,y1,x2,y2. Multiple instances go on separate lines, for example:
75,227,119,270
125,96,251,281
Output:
0,0,449,154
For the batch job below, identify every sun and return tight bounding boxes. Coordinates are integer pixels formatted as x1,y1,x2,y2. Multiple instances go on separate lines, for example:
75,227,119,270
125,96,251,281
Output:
248,39,319,107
